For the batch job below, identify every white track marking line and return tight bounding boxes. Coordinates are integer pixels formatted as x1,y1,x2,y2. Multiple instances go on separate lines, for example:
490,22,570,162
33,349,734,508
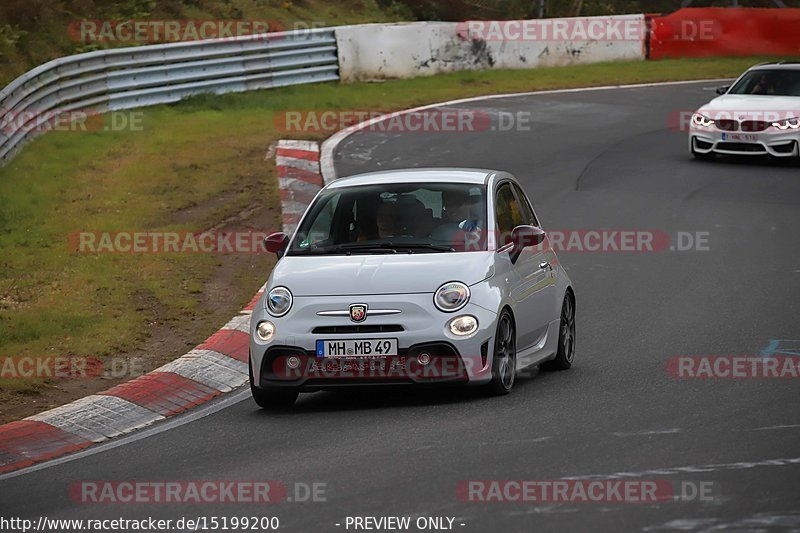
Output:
612,428,682,437
562,457,800,481
752,424,800,431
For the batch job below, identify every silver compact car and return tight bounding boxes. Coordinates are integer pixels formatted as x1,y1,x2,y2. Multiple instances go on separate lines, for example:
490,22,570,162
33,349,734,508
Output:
249,169,576,408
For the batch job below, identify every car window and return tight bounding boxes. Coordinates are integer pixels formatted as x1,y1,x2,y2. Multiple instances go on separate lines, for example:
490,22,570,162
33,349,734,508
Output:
729,69,800,96
511,183,538,227
495,183,525,247
288,182,487,254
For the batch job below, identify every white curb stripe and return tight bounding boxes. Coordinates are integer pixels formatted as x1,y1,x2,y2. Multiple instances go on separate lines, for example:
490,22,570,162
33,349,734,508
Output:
278,140,320,152
223,314,251,334
278,176,323,195
157,349,248,393
26,395,164,443
276,156,320,173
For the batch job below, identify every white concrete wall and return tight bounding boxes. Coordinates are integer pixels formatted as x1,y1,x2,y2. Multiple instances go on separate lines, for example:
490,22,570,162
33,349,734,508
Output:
335,16,645,82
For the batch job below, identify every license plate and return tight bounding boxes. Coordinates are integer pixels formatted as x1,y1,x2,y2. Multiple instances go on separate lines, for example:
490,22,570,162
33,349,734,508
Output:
316,338,398,358
722,133,758,142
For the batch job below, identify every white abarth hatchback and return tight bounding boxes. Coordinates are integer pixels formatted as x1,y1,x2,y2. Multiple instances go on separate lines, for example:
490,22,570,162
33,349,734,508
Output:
249,169,576,408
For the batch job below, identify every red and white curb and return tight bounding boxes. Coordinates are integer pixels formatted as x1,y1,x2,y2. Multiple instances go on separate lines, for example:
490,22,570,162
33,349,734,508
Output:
276,140,323,234
0,281,267,474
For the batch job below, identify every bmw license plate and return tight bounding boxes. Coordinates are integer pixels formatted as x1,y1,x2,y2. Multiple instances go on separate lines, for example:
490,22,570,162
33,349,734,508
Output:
721,133,758,142
317,338,398,358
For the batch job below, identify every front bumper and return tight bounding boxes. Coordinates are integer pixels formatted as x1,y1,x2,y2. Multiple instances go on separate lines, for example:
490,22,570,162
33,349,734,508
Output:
689,126,800,157
249,292,499,390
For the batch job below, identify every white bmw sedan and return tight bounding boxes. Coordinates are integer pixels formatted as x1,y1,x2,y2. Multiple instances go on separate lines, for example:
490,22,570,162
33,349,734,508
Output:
689,62,800,160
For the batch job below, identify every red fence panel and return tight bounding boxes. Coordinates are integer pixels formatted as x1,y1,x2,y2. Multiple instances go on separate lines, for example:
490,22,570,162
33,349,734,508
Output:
650,7,800,60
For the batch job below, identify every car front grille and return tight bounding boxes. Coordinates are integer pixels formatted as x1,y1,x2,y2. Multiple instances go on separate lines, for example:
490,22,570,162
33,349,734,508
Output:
716,119,739,131
312,324,404,334
716,142,766,153
740,120,769,132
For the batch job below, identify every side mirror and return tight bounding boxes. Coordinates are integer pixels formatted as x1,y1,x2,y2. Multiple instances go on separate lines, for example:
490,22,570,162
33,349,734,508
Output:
716,86,730,95
509,225,545,264
264,232,289,258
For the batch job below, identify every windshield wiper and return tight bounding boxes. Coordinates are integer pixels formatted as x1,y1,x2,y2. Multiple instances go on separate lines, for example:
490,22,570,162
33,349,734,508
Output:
391,243,455,252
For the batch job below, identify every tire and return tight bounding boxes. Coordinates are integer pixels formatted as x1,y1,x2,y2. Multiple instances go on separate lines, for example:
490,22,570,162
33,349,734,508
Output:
542,292,576,371
486,310,516,395
249,356,299,409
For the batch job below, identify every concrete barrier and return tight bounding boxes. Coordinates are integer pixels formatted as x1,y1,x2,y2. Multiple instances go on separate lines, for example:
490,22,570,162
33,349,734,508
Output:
335,16,645,82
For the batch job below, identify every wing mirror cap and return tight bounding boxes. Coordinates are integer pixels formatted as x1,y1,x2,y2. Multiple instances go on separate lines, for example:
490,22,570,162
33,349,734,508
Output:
264,232,289,257
509,225,545,263
716,85,730,95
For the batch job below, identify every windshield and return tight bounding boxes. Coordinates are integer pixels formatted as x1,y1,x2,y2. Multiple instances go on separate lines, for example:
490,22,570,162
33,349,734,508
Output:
728,69,800,96
288,182,487,255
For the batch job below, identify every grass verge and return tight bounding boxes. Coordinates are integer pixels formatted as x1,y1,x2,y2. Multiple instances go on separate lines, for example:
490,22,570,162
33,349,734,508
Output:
0,56,780,421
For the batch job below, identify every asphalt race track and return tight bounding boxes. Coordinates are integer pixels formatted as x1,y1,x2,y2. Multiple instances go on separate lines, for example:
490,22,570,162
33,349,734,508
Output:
1,81,799,532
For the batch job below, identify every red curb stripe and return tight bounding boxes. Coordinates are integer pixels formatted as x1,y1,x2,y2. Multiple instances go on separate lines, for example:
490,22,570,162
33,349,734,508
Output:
279,187,320,205
244,291,264,311
276,147,320,161
199,329,250,363
277,165,323,186
99,372,220,417
0,420,92,474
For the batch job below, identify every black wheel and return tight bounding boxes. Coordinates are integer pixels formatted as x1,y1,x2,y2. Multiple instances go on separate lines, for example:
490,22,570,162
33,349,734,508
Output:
249,356,298,409
542,292,576,371
486,310,516,395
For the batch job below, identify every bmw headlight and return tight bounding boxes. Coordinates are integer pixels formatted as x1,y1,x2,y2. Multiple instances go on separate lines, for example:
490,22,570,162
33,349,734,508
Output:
434,281,470,313
771,118,800,130
691,113,715,128
266,286,292,317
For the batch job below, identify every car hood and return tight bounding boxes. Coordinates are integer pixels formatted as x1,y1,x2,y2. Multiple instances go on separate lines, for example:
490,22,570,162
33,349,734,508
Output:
271,252,495,296
698,95,800,114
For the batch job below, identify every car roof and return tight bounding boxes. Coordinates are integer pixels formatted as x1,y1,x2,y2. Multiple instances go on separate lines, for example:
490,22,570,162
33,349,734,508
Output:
328,168,502,189
749,62,800,71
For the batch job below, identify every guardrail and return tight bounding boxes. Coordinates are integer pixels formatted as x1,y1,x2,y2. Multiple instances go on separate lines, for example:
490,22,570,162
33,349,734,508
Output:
0,28,339,164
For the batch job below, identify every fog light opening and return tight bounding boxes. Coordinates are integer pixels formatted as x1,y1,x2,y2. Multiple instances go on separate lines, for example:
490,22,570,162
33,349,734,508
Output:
417,352,432,366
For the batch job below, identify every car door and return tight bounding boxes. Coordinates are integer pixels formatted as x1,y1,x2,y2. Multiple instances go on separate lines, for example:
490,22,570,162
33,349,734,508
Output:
494,181,556,351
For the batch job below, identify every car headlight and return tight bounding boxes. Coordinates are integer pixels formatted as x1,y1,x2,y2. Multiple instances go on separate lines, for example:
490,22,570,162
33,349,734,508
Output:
434,281,470,313
448,315,478,336
256,320,275,341
771,118,800,130
266,286,292,317
691,113,715,128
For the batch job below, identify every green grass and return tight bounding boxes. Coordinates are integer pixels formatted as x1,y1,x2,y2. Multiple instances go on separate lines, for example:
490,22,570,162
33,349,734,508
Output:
0,55,781,405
